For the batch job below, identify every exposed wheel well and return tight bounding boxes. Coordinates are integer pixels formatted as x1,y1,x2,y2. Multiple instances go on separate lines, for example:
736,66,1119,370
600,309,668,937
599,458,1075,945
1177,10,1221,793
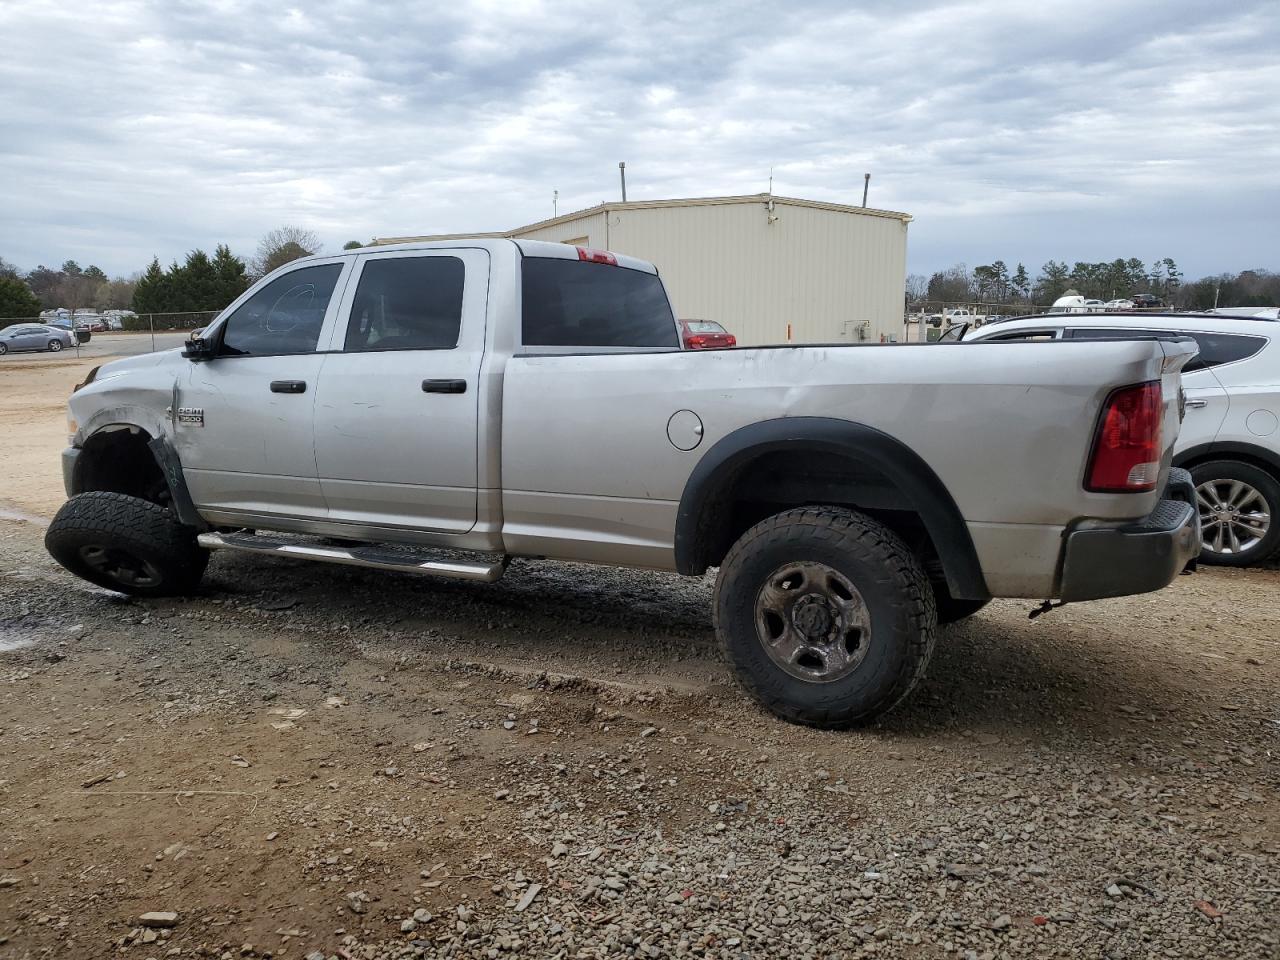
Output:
73,427,170,507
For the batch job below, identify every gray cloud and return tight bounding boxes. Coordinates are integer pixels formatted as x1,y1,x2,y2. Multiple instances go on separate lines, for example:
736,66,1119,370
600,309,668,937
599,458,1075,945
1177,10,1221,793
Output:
1,0,1276,278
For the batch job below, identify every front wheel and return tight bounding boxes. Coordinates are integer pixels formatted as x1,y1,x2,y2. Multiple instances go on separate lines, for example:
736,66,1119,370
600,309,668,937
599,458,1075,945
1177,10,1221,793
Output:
0,342,7,355
48,338,63,352
1190,460,1280,566
45,491,208,596
714,506,936,728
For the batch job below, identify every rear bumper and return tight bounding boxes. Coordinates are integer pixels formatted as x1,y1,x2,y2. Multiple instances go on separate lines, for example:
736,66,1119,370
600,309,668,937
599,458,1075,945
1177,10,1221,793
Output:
1058,468,1201,602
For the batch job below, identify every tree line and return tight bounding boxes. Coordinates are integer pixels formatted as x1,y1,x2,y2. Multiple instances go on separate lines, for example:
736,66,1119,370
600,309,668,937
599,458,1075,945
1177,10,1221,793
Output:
908,257,1191,306
1,226,371,322
909,258,1280,310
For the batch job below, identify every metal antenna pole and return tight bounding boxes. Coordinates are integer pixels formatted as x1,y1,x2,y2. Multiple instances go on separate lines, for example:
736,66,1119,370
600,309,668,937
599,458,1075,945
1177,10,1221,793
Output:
619,162,627,202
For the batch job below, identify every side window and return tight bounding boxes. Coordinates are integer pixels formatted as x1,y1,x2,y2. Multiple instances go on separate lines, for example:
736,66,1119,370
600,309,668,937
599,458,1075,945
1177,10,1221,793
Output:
1066,327,1150,340
220,264,343,357
344,256,464,352
1066,328,1266,372
988,329,1059,341
522,257,678,348
1185,332,1267,372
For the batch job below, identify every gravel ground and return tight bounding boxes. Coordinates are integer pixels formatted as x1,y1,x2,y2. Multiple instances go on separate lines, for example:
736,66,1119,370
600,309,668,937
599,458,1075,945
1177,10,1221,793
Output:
0,513,1277,960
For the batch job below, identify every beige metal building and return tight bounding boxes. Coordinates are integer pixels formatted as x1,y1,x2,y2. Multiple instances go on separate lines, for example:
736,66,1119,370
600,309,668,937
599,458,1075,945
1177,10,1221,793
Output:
378,194,911,345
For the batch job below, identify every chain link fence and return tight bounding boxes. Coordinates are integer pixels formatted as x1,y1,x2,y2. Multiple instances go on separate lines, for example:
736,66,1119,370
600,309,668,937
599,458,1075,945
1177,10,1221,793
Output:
0,310,221,353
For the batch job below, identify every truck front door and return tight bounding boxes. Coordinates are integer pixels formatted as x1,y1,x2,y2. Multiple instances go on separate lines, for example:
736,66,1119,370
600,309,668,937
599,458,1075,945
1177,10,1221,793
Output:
310,248,488,533
174,260,350,521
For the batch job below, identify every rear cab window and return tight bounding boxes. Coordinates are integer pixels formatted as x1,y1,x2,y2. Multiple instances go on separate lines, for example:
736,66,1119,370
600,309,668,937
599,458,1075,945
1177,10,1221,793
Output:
521,257,678,349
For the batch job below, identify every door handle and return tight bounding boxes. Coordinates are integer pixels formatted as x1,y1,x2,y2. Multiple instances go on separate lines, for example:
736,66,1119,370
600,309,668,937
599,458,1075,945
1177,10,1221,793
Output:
422,379,467,394
270,380,307,394
1185,398,1209,408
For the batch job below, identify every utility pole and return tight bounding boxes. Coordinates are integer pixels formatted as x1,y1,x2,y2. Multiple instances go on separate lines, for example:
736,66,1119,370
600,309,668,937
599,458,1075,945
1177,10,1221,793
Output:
619,162,627,202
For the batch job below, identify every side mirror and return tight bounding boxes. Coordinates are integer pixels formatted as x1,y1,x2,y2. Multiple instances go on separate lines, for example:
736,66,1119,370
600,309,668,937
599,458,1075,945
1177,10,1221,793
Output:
182,336,216,362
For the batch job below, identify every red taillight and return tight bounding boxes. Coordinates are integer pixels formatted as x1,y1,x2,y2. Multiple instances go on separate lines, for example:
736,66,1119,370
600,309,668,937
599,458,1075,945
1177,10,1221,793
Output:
1086,381,1163,492
723,334,737,347
576,246,617,266
685,334,707,349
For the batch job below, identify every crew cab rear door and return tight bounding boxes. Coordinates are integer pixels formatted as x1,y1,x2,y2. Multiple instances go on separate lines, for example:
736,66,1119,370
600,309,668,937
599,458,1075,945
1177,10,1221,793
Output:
310,248,488,533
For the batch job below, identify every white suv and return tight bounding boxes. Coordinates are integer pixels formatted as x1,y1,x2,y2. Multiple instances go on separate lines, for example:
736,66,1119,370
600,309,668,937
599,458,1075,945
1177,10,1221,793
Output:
966,313,1280,566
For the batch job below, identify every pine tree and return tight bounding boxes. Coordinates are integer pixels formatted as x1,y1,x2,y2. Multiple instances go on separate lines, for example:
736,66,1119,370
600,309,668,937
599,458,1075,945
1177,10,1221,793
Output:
177,250,219,310
0,276,41,319
211,244,249,308
1011,263,1030,302
131,258,166,314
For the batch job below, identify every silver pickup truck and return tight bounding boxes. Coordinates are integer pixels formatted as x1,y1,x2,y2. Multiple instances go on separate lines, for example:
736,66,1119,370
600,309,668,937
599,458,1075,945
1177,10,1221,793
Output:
49,239,1201,727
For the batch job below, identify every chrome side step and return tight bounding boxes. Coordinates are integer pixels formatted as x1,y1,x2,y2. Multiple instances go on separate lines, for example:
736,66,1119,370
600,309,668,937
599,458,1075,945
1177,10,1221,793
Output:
196,531,509,583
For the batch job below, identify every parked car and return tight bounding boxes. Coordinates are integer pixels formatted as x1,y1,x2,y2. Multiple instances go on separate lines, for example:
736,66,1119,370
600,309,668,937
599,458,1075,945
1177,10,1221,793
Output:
48,240,1201,727
965,312,1280,566
42,317,91,344
0,323,77,355
926,307,974,327
1104,299,1135,311
679,319,737,349
1131,294,1164,309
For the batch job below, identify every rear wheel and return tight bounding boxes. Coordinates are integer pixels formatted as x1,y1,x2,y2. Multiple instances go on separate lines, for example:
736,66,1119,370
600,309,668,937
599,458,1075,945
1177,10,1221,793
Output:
45,491,208,596
0,342,7,355
1190,460,1280,566
714,506,936,728
48,338,63,352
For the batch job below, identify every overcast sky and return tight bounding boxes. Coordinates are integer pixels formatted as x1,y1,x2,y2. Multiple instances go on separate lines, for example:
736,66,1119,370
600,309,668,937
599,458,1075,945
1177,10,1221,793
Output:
2,0,1277,280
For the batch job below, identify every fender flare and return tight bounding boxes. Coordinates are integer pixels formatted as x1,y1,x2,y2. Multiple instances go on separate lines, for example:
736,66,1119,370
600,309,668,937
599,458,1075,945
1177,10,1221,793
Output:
1173,441,1280,475
674,416,989,600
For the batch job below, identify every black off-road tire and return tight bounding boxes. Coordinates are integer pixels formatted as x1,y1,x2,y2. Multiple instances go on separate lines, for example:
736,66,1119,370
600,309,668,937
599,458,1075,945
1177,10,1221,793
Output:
1189,460,1280,567
45,492,208,596
714,506,937,728
932,582,991,626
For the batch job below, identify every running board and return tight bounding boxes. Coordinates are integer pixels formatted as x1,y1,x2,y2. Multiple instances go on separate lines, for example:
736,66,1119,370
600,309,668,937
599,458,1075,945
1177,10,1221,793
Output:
196,532,509,583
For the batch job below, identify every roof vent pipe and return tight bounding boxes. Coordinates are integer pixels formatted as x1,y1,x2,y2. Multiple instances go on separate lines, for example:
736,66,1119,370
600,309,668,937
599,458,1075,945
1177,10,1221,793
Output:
619,162,627,202
862,173,870,207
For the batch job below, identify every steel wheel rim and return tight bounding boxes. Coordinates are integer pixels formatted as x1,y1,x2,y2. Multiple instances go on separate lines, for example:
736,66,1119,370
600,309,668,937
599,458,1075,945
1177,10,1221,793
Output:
754,561,872,683
78,544,161,588
1196,479,1271,555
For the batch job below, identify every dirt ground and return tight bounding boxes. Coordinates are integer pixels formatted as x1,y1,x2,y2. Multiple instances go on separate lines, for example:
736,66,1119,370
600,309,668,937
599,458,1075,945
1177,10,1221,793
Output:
1,355,1277,960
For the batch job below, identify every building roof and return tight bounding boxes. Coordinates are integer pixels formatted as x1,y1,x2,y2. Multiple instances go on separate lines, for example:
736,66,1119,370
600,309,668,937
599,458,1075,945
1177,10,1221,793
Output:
374,193,912,245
